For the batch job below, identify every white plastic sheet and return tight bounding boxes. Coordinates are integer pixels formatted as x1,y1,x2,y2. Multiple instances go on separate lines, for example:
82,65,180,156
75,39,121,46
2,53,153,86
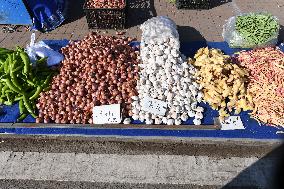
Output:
26,33,64,66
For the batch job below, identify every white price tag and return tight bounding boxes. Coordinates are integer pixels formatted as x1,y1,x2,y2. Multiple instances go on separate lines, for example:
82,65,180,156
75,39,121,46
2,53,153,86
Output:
220,116,245,130
93,104,122,124
141,96,168,116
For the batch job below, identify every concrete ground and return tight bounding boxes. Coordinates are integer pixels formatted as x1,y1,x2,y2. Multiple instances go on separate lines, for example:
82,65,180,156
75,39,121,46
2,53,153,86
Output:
1,0,284,188
0,136,283,189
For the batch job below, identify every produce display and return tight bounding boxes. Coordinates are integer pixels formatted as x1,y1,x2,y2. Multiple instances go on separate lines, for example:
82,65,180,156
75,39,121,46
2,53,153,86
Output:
0,47,55,121
189,48,253,120
131,17,204,125
36,33,139,124
223,13,280,48
0,13,283,130
237,47,284,127
85,0,125,9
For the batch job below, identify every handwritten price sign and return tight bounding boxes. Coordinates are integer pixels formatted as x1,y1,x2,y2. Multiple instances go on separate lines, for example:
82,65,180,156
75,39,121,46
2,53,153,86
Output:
141,96,168,116
93,104,122,124
220,116,244,130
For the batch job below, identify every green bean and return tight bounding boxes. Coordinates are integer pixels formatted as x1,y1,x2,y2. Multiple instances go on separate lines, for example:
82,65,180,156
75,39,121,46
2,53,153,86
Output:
234,13,279,47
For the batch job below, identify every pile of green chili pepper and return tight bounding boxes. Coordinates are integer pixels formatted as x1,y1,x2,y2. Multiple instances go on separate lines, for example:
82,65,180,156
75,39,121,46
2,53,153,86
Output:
0,47,56,121
235,13,279,48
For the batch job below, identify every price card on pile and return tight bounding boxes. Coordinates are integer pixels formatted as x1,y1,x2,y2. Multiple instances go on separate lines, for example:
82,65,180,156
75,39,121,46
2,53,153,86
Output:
93,104,122,124
220,116,245,130
141,96,168,116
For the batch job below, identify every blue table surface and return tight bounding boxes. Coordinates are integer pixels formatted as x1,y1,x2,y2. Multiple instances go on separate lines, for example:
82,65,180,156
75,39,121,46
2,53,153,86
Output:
1,40,283,139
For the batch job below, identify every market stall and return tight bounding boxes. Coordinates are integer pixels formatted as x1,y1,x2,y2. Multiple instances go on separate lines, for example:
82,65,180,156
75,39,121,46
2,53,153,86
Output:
0,14,283,139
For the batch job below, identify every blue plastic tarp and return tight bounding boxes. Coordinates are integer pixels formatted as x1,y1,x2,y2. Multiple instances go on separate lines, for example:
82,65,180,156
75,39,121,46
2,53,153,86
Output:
0,0,32,25
0,40,284,139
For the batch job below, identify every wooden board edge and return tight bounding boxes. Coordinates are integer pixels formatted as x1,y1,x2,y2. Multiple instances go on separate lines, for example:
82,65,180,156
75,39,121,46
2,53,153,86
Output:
0,123,221,130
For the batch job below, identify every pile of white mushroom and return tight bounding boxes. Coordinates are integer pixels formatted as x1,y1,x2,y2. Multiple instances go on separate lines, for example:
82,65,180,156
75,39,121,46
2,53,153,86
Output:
129,16,204,125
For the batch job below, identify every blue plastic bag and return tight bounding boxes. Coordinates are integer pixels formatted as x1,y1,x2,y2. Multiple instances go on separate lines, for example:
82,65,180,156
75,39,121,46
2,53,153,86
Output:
25,0,68,32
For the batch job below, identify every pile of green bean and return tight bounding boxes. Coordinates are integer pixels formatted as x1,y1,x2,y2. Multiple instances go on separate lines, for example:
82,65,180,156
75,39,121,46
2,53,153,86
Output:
235,13,279,48
0,47,56,121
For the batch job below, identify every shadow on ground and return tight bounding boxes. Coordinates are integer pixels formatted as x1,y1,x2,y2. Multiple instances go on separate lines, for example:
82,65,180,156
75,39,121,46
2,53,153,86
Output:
223,143,284,189
211,0,232,8
63,0,85,24
127,0,157,27
279,25,284,43
178,25,206,42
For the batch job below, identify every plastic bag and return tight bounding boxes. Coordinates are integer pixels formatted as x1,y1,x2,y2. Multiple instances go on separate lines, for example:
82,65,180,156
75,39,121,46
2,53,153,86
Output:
140,16,180,49
25,0,67,32
222,12,280,48
26,33,64,66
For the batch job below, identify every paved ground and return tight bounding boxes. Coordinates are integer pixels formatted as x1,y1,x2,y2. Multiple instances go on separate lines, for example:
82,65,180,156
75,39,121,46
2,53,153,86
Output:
0,0,284,49
0,136,283,189
1,1,284,188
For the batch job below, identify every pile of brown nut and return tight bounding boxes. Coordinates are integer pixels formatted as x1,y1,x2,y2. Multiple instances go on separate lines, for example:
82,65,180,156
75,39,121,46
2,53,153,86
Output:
36,33,139,124
86,0,125,9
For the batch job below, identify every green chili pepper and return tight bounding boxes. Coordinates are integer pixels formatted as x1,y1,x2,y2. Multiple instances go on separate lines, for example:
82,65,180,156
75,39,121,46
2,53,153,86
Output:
19,99,25,115
10,63,23,91
0,62,5,72
1,85,8,96
1,78,23,94
4,101,12,106
12,65,23,73
16,46,24,53
4,57,10,73
19,52,30,75
25,78,36,87
14,95,23,101
23,95,37,118
0,49,13,55
17,113,27,122
29,86,42,100
42,74,52,87
36,57,48,65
